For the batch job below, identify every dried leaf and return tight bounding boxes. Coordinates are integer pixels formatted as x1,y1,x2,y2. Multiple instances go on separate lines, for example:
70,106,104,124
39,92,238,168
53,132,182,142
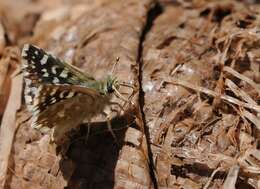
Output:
0,72,22,188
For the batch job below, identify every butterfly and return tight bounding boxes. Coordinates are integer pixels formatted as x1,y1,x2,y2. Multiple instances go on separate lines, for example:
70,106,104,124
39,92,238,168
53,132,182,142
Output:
21,44,127,143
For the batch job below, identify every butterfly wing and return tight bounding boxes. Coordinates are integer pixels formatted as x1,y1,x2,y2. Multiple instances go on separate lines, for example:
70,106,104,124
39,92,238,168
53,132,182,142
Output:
22,44,96,85
21,44,107,141
21,44,104,109
30,84,105,143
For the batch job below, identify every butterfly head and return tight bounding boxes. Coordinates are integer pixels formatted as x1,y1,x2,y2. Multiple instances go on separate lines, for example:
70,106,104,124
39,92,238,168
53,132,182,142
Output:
102,75,133,105
102,75,120,95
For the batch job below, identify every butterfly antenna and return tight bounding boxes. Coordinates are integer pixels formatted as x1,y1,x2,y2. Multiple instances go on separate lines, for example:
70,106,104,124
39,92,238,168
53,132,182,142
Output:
111,57,120,75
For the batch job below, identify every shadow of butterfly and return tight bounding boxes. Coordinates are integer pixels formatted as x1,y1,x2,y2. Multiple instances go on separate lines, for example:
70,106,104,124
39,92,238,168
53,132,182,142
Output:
21,44,128,143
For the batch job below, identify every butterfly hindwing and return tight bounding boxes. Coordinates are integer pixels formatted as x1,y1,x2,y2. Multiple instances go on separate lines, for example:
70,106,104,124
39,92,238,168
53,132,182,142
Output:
27,83,102,114
30,86,102,142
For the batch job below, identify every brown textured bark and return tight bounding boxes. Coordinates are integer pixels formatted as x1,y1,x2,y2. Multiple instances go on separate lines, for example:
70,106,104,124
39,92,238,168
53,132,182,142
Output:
0,0,260,189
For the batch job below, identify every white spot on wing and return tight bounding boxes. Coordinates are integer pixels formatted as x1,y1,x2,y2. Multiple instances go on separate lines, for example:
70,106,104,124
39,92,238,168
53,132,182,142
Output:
41,54,48,65
23,71,30,76
66,92,74,98
52,66,57,74
59,91,64,98
25,95,32,103
24,78,32,85
21,44,29,57
51,98,57,103
30,87,37,94
41,68,49,77
43,72,49,77
24,86,31,95
53,77,59,83
60,69,68,78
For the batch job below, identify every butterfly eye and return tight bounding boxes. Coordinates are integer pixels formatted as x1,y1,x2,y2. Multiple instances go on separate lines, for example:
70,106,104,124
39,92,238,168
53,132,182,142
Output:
107,82,114,93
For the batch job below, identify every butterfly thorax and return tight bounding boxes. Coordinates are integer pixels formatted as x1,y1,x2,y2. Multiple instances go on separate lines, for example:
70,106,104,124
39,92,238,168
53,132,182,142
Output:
96,75,119,95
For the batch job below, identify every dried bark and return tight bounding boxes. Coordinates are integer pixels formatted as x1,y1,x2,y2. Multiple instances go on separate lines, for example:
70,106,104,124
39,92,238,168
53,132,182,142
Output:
1,0,260,189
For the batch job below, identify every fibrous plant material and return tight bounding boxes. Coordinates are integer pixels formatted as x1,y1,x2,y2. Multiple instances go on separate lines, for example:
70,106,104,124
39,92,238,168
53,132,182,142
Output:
142,1,260,188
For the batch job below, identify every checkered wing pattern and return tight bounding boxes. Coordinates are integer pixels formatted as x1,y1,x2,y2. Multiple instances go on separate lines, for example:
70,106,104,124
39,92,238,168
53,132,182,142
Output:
21,44,108,142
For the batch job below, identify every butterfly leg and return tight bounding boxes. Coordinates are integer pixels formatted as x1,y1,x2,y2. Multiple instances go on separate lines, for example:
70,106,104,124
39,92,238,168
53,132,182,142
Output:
102,111,119,146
